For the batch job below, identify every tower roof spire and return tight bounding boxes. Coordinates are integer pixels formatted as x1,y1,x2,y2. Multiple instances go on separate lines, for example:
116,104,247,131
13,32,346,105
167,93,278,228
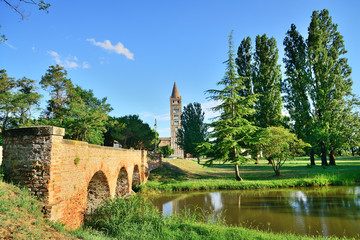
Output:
171,82,180,98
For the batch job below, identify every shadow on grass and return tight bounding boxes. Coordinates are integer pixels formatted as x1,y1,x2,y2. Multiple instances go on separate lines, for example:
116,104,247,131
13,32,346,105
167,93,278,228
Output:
149,162,192,182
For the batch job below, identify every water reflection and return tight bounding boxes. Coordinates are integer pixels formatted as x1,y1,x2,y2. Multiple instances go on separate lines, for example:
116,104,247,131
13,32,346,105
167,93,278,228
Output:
150,186,360,238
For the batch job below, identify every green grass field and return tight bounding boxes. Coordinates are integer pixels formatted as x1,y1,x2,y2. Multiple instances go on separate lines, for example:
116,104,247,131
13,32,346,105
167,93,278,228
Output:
142,156,360,193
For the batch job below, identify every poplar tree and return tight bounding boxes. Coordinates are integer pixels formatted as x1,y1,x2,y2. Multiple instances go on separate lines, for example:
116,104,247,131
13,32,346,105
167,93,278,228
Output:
235,37,253,97
253,34,283,128
283,24,315,165
307,9,352,165
207,31,257,181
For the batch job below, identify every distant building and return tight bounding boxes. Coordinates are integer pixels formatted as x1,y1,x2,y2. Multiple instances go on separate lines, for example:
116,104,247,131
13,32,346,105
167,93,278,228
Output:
170,82,184,158
158,137,170,148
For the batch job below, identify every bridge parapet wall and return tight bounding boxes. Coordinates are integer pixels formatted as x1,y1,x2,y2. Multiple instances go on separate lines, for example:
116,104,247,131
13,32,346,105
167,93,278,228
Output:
2,126,161,228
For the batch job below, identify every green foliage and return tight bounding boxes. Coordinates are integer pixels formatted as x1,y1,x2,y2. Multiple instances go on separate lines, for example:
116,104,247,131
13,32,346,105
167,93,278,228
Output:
0,25,7,43
176,102,208,158
0,69,42,133
283,24,312,144
40,65,74,120
0,166,4,181
105,115,156,150
256,127,310,175
65,86,112,145
235,36,253,98
38,65,112,145
74,157,80,166
85,195,163,238
253,34,283,128
159,144,174,158
206,31,258,179
307,9,353,165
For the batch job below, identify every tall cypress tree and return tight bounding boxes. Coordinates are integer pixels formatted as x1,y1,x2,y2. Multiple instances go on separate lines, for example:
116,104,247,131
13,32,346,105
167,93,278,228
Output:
253,34,283,128
307,9,352,165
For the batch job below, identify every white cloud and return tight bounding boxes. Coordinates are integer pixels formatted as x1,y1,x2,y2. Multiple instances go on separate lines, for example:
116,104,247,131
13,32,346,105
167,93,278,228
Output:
48,51,89,69
48,51,62,64
82,62,90,69
87,38,134,60
64,60,79,68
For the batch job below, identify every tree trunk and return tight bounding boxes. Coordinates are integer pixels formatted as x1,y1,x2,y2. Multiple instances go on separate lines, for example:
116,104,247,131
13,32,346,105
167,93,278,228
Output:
197,156,200,164
329,149,336,165
254,155,259,165
310,149,316,166
351,148,355,157
235,164,243,181
275,169,280,176
320,142,328,166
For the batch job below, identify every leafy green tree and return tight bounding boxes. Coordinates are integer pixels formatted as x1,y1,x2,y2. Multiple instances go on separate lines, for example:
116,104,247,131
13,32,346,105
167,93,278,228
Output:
307,9,353,165
38,65,111,145
65,86,112,145
206,31,258,181
258,127,309,175
105,115,156,150
253,34,283,128
159,145,174,158
0,70,41,133
176,102,208,163
283,24,315,164
15,77,42,126
0,70,17,133
328,100,359,164
40,65,74,122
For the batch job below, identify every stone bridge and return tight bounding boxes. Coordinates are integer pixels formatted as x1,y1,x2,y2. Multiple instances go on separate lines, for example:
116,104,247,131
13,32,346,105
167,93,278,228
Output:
1,126,161,228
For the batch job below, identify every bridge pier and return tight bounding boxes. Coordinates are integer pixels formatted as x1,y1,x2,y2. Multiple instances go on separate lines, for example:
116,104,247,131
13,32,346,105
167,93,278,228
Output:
2,126,161,229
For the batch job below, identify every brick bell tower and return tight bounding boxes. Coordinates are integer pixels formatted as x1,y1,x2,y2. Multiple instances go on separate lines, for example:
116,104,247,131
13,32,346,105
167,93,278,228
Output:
170,82,184,158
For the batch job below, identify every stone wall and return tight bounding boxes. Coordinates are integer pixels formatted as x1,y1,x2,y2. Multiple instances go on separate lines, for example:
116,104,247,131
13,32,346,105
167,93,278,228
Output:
2,126,161,229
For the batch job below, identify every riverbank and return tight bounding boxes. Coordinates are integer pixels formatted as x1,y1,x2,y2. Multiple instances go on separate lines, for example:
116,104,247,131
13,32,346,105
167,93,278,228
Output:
75,194,353,240
1,156,359,239
141,156,360,193
0,178,356,239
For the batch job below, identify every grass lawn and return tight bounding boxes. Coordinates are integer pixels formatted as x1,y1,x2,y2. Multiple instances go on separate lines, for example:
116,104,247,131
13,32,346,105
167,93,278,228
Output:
0,181,76,239
142,156,360,193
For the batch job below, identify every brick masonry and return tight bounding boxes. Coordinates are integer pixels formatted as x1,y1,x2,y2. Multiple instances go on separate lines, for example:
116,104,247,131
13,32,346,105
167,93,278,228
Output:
1,126,161,229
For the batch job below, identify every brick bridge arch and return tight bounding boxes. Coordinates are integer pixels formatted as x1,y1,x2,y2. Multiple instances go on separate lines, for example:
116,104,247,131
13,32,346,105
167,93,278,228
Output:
2,126,162,229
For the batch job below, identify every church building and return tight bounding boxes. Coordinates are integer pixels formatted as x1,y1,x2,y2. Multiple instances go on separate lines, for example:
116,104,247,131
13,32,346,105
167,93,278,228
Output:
159,82,184,158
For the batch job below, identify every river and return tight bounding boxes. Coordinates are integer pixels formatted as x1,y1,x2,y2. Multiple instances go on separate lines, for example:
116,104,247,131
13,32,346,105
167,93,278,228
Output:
150,186,360,238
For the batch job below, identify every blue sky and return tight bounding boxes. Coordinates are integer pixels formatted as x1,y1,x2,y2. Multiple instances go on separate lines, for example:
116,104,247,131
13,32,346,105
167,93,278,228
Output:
1,0,360,137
